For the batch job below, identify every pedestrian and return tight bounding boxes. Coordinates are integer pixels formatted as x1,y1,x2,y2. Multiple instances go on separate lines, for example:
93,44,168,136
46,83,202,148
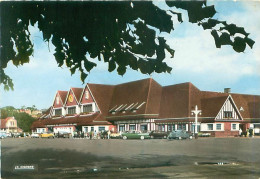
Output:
90,131,92,140
94,130,97,139
239,128,242,137
249,128,253,137
81,131,85,138
108,130,111,139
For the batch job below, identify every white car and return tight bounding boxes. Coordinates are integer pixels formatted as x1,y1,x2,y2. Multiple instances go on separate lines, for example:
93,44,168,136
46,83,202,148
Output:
31,133,40,138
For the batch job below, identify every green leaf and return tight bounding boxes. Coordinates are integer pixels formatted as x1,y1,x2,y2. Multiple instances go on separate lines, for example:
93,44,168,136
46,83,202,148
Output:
165,43,175,58
245,37,255,48
80,72,88,82
219,32,232,45
117,65,127,76
108,60,116,72
84,59,97,72
211,30,221,48
233,37,246,53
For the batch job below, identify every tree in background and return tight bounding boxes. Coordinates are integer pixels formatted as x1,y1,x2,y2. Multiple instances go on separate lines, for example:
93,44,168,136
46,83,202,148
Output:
1,106,37,132
13,112,36,132
0,1,254,90
0,106,16,119
26,105,38,112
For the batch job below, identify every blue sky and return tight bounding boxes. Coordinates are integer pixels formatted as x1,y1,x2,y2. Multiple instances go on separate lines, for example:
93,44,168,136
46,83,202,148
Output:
1,1,260,110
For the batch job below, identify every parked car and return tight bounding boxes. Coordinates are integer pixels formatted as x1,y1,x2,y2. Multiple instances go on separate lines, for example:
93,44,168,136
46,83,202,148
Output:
56,131,70,138
122,131,150,140
31,133,40,138
6,133,12,138
149,131,169,139
0,132,7,139
13,133,22,138
168,130,193,140
40,132,55,138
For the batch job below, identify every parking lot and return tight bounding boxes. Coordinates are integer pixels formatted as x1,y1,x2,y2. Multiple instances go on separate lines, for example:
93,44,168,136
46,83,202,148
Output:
1,137,260,178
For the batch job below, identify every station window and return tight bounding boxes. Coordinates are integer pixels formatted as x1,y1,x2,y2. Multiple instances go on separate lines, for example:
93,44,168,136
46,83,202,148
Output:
98,126,105,132
83,104,92,113
216,124,222,130
140,124,147,132
177,124,186,130
224,111,233,118
55,109,62,116
207,124,213,131
232,124,237,130
68,107,76,114
158,124,165,132
168,124,175,131
129,124,136,131
119,125,125,132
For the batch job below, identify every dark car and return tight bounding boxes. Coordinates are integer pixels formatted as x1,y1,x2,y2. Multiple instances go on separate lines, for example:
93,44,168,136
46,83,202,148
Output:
56,131,71,138
149,131,169,139
168,130,193,140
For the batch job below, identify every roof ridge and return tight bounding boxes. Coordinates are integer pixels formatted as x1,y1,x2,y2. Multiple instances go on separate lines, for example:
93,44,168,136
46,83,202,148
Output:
163,82,194,88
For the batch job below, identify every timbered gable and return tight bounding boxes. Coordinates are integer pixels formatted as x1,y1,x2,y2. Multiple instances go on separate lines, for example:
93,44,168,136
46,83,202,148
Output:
53,93,63,108
80,86,94,104
215,95,243,120
52,91,68,108
65,89,78,106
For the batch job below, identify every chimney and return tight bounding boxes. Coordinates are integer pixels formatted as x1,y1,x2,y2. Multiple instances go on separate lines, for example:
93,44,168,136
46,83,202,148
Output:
224,88,231,93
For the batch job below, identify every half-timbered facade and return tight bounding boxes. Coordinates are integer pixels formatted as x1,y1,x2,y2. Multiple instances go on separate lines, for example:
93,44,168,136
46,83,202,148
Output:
31,78,260,137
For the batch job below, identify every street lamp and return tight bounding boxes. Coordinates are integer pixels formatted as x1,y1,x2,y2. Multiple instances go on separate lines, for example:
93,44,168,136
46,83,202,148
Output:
191,105,201,139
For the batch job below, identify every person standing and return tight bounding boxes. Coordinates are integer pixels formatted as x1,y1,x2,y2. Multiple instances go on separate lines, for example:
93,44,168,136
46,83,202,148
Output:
239,128,242,137
108,130,111,139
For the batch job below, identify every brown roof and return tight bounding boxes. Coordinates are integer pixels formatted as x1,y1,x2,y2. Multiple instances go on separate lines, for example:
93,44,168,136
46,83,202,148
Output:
106,78,161,120
231,93,260,119
158,82,191,118
87,84,114,121
58,91,68,104
0,117,15,128
35,78,260,128
71,88,84,103
200,96,228,117
1,118,7,128
31,120,45,129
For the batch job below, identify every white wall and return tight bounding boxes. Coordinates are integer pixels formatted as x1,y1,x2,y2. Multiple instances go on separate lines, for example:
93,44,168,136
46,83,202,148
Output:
36,128,47,133
53,126,74,133
82,126,109,133
201,123,224,131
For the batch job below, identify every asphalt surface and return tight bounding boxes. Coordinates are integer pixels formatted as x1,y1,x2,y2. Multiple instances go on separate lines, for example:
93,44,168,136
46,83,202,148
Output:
1,137,260,178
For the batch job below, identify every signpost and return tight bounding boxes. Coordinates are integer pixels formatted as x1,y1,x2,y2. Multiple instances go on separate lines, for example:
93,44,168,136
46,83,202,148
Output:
191,105,201,139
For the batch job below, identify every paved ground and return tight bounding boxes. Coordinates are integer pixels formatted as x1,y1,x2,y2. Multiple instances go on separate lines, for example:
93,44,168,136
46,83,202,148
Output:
1,137,260,178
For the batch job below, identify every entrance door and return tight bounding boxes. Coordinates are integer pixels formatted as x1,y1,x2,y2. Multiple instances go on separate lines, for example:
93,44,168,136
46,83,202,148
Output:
140,124,147,132
191,124,200,133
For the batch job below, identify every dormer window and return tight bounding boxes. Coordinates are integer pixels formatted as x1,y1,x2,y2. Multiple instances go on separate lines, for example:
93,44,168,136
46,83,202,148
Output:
224,111,232,118
56,97,60,105
55,109,62,116
83,104,92,113
85,91,89,99
240,107,244,111
68,107,76,114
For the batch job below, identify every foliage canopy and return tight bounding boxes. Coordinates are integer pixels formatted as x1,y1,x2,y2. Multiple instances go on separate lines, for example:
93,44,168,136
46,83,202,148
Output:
0,1,254,90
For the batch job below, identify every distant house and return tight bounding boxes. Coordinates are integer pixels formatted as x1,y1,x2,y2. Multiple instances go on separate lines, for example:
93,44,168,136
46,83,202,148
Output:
31,78,260,137
0,117,21,133
19,109,32,115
